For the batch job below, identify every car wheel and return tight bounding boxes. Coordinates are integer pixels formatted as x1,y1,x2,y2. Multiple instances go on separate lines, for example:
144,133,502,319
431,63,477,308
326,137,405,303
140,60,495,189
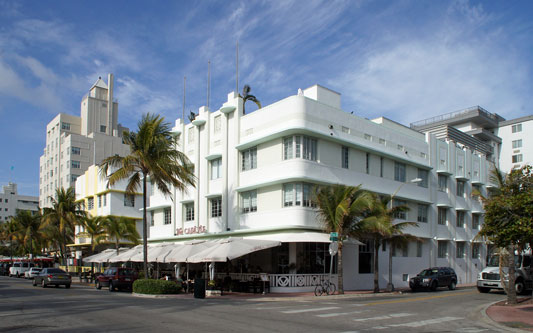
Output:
430,281,438,291
109,281,114,292
41,279,47,288
96,281,102,290
65,284,71,289
32,279,37,286
448,281,456,290
477,287,490,293
515,280,526,295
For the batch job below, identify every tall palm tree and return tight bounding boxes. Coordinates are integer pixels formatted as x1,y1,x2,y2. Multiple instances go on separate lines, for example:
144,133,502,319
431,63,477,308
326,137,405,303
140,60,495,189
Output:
100,113,195,278
81,215,107,251
0,218,19,260
42,187,86,267
11,210,43,260
103,215,140,254
360,195,418,292
313,184,373,294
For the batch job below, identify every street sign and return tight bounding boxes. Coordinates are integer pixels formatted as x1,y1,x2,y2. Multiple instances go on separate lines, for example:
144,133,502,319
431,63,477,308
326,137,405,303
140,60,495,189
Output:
330,232,338,241
329,242,338,256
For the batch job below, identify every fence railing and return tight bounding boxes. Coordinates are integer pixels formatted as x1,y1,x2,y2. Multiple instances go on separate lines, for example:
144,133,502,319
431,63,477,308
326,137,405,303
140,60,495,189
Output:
269,274,338,288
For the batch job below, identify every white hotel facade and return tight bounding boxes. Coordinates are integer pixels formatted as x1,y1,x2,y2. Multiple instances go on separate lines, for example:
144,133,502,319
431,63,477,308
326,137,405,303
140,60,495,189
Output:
146,85,492,291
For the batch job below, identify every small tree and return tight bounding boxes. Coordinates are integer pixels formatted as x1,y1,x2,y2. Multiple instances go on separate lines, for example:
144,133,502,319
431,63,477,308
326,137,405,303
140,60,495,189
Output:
103,215,140,255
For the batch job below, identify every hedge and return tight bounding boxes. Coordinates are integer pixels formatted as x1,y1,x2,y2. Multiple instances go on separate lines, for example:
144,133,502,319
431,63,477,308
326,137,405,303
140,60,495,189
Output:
133,279,183,294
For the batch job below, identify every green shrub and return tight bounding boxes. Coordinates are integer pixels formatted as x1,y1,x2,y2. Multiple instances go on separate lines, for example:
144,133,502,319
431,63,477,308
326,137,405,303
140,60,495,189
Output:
133,279,182,294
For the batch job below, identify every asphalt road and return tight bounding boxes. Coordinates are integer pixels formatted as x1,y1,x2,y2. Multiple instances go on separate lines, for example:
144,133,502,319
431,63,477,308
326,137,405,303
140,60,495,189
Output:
0,276,510,332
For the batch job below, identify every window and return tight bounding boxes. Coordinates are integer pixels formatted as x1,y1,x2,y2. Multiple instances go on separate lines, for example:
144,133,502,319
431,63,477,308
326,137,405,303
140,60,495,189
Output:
380,157,384,178
394,162,406,182
366,153,370,174
283,183,315,207
364,133,371,141
417,204,428,223
472,243,480,259
61,122,71,130
438,207,447,225
392,243,408,257
456,210,465,227
214,115,221,134
512,154,523,163
71,161,81,169
184,204,194,221
241,147,257,171
188,127,194,143
456,242,465,258
512,124,522,133
71,147,81,155
103,193,107,206
98,195,102,208
456,180,465,197
359,239,373,273
417,169,428,188
379,138,386,145
341,126,349,133
393,199,407,220
164,208,172,224
341,146,349,169
100,125,106,133
417,241,423,257
124,194,135,207
438,241,447,258
512,139,522,149
472,214,480,229
87,197,94,210
150,211,154,226
241,190,257,213
397,144,403,151
438,175,447,192
283,135,317,161
210,197,222,217
210,158,222,180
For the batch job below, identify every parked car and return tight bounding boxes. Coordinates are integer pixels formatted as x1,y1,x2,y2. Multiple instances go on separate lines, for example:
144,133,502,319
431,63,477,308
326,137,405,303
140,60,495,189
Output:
409,267,457,291
95,267,137,291
9,262,35,278
33,268,71,288
0,263,11,276
24,267,42,279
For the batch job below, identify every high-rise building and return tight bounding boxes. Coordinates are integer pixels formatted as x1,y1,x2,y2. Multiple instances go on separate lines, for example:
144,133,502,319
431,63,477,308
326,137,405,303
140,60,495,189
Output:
38,74,130,208
0,182,39,223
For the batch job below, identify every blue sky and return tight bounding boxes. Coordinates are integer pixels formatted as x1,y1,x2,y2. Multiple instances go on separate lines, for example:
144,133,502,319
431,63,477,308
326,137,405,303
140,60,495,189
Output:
0,0,532,197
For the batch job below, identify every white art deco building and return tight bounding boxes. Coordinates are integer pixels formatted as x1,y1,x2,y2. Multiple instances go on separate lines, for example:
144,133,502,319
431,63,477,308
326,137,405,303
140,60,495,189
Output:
144,85,493,292
0,182,39,223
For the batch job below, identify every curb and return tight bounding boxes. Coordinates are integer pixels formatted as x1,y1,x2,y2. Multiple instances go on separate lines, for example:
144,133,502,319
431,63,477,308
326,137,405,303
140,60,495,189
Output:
480,300,526,333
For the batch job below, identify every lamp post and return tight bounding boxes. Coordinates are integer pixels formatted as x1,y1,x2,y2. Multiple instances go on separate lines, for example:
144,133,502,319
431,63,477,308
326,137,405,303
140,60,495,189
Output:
386,177,423,292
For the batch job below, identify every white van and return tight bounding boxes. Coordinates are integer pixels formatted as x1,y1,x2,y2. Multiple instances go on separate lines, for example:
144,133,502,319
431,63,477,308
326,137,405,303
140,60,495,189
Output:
9,262,34,278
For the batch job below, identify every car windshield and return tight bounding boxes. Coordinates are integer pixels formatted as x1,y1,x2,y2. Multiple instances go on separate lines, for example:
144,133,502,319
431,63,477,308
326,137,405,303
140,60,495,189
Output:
419,269,438,276
487,255,522,267
119,269,135,276
47,268,66,274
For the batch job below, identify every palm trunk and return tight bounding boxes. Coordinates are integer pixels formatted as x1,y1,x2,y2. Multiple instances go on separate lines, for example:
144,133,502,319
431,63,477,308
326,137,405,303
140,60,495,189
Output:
338,241,344,294
507,245,517,305
373,240,380,293
142,173,148,279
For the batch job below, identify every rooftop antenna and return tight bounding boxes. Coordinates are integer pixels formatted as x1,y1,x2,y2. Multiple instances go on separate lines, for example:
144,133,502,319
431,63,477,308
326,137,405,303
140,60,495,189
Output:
207,60,211,109
182,76,186,122
236,40,239,93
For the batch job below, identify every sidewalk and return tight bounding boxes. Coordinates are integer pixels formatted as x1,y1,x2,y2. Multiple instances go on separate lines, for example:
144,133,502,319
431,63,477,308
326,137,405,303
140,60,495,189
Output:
486,298,533,331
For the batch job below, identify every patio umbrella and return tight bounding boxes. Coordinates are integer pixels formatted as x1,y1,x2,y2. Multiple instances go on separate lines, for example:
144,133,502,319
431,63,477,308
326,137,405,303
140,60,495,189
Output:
129,243,178,263
84,249,118,263
187,238,281,263
162,240,214,263
108,245,143,263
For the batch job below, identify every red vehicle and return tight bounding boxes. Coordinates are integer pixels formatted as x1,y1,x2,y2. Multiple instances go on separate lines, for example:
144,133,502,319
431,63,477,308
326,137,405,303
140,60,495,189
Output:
95,267,137,292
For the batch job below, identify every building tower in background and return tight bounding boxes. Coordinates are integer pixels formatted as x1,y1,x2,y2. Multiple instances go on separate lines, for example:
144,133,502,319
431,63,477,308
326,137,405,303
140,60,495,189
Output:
0,182,39,223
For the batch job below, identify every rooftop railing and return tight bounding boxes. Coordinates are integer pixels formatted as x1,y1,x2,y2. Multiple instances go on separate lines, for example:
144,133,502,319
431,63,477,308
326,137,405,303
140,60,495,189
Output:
410,106,498,128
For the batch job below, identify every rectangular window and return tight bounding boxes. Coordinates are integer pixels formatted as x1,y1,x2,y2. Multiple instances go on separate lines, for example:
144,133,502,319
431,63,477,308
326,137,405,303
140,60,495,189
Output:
61,122,71,130
213,115,221,134
358,239,374,274
164,208,172,224
417,204,428,223
417,169,428,188
87,197,94,210
103,193,107,206
394,162,406,182
283,183,315,208
456,180,465,197
438,207,447,225
512,139,523,149
100,125,106,133
210,158,222,180
302,136,317,161
71,147,81,155
366,153,370,174
364,133,371,141
472,214,480,230
438,175,447,192
438,241,447,258
150,211,154,226
241,190,257,213
341,146,349,169
512,154,523,163
379,138,386,145
512,124,522,133
417,241,423,257
283,137,293,160
380,157,384,178
456,210,465,227
71,161,81,169
188,127,194,143
98,195,102,208
456,242,465,258
393,199,407,220
283,135,316,161
241,147,257,171
210,197,222,217
472,243,480,259
124,194,135,207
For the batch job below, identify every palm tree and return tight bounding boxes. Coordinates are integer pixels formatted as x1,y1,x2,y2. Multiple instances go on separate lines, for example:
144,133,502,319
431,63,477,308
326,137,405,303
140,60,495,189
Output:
42,187,86,268
11,210,42,261
0,218,19,260
313,184,373,294
360,195,418,292
103,215,140,254
100,113,195,278
81,215,107,251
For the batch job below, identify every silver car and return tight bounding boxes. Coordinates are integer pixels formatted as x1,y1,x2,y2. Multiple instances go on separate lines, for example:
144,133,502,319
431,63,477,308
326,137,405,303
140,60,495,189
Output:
24,267,42,279
33,268,71,288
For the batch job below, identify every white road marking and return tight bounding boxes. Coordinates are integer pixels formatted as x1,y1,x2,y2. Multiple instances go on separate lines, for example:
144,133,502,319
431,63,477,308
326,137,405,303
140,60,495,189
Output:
353,313,413,322
316,310,366,318
282,306,340,314
387,316,463,328
255,305,302,310
455,327,488,332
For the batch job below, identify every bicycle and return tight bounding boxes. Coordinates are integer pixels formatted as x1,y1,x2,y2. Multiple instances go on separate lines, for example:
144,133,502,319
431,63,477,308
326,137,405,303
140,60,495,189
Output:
314,278,336,296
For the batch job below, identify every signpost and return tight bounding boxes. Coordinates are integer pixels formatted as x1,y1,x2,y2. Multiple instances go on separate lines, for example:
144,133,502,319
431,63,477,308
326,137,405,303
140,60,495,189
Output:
328,240,339,284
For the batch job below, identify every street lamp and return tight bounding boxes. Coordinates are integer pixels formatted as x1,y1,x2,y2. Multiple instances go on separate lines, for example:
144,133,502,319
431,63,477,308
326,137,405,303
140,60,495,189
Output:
386,177,423,292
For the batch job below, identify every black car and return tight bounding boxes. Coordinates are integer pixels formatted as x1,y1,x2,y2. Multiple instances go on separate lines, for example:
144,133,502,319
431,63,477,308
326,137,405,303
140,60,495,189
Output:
33,268,72,288
409,267,457,291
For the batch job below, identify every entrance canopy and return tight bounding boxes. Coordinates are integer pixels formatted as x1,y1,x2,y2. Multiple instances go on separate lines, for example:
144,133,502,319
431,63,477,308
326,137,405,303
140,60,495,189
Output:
187,237,281,263
85,248,127,263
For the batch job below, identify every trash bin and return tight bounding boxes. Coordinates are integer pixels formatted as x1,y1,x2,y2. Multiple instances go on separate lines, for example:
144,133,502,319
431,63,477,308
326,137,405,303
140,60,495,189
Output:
194,278,205,299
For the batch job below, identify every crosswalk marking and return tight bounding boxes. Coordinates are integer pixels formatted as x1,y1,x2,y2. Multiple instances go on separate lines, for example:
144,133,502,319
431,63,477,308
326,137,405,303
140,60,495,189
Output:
386,316,463,328
353,313,413,322
281,306,340,314
316,310,366,318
